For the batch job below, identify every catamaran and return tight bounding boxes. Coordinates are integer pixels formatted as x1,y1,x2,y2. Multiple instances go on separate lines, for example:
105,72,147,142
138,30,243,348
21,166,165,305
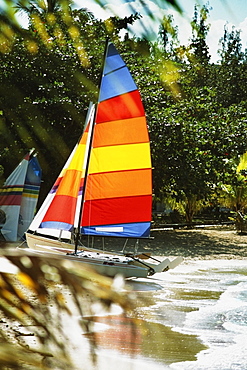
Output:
25,41,183,278
0,149,41,242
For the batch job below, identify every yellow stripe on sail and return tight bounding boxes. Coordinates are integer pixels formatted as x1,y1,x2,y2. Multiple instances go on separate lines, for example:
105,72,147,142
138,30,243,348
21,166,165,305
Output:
0,187,23,193
89,143,151,174
22,193,39,199
67,142,87,172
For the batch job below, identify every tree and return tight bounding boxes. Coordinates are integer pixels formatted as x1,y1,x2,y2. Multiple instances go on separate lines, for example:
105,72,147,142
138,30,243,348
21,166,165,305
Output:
216,25,247,107
0,6,106,199
0,253,135,368
15,0,73,17
158,14,179,59
190,4,211,65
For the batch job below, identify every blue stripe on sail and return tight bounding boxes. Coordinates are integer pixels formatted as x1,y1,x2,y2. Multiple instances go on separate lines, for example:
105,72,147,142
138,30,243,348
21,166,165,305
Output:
81,222,151,238
24,185,41,193
24,184,38,189
99,66,137,102
104,43,125,74
40,221,74,232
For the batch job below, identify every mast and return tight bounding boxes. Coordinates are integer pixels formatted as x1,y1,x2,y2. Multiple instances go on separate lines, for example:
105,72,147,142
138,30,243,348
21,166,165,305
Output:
74,40,109,254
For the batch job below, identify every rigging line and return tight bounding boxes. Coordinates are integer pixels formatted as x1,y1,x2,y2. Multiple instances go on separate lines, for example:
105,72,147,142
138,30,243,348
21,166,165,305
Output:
74,105,95,254
74,39,110,255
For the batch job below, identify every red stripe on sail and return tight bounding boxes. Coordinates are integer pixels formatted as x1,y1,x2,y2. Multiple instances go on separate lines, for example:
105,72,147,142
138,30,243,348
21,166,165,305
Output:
42,195,77,226
0,194,22,206
96,90,145,124
81,195,152,227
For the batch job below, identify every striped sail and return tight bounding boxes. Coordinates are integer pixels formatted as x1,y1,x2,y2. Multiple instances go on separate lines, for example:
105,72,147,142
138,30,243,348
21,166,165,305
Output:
34,42,152,239
0,151,41,241
30,104,95,235
81,42,152,238
18,155,42,238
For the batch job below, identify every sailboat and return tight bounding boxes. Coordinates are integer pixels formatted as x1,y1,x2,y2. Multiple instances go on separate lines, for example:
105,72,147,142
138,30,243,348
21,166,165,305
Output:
25,41,183,278
0,149,42,242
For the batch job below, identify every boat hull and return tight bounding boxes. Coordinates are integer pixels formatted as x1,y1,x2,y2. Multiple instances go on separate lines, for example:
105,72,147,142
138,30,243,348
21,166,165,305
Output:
25,248,149,279
25,233,150,278
25,233,183,278
25,232,126,255
25,232,77,254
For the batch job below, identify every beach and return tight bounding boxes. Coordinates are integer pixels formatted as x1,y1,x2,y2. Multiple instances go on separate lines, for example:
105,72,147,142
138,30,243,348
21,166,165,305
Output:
0,225,247,369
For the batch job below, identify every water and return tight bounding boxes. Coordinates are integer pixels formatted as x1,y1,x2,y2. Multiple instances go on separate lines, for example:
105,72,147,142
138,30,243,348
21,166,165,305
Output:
127,259,247,370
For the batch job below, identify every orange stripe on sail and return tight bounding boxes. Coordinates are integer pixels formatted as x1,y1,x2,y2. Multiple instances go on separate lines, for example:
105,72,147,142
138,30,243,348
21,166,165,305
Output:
85,169,152,200
79,129,89,145
56,170,83,198
93,116,149,148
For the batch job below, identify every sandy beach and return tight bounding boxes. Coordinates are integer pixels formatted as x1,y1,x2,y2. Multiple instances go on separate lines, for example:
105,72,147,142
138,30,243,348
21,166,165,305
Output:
99,224,247,260
149,224,247,259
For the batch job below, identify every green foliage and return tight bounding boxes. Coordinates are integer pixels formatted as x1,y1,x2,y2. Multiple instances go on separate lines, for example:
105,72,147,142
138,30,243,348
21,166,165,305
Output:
190,4,211,65
216,25,247,107
219,151,247,212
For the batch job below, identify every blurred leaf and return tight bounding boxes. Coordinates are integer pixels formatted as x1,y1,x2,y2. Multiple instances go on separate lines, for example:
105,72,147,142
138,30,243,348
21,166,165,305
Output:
0,250,135,369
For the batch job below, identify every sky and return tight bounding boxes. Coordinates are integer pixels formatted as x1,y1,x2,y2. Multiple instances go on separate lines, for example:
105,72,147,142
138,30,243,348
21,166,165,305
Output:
74,0,247,63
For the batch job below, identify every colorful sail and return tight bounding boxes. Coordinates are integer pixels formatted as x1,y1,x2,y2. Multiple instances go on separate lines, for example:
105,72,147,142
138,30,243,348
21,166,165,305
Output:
34,42,152,239
81,42,152,238
29,103,95,236
18,155,42,238
0,150,41,241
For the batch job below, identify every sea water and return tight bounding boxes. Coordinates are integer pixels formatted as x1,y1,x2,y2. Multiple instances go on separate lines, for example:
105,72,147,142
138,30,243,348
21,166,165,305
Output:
172,260,247,370
130,259,247,370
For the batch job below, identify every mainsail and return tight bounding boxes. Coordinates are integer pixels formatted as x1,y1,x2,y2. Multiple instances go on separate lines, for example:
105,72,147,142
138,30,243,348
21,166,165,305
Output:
28,42,152,241
81,42,152,237
0,150,42,241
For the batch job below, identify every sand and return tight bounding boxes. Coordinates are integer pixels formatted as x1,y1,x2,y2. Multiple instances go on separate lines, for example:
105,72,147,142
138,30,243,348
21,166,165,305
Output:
148,224,247,259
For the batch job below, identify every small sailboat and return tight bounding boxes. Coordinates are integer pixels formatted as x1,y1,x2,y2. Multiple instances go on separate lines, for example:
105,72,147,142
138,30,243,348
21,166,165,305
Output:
25,41,183,278
0,149,42,242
